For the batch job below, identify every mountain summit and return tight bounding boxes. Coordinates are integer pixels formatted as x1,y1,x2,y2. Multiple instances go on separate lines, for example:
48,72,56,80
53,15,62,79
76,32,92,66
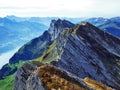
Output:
0,19,120,90
0,19,75,80
9,19,75,64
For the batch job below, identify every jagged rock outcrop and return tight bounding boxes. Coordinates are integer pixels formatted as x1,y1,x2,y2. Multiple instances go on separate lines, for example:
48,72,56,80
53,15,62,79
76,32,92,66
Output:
48,19,75,40
14,62,45,90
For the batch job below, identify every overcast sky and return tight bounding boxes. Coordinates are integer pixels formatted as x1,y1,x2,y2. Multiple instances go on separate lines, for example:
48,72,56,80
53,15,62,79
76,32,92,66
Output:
0,0,120,17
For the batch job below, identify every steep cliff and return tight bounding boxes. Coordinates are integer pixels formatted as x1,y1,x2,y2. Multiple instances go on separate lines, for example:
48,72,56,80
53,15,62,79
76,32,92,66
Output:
14,62,45,90
40,21,120,89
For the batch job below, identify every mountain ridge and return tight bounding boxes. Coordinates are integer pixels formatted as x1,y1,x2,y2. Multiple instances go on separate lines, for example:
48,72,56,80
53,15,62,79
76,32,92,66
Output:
0,19,120,90
39,20,120,89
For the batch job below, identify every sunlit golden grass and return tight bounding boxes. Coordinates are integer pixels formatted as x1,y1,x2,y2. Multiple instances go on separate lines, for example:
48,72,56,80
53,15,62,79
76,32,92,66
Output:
82,77,113,90
36,65,113,90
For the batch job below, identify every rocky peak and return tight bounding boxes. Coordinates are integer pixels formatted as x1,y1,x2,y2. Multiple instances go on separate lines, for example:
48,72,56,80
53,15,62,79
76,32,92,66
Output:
48,19,75,40
0,19,75,79
9,19,74,64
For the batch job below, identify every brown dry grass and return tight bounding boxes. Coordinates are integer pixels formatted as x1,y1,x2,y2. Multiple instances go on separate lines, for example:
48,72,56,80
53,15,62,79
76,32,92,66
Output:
36,65,113,90
37,65,87,90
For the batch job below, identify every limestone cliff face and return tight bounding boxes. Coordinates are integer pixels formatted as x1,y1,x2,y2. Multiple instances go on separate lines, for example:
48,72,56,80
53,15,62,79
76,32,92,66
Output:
14,62,45,90
48,19,75,41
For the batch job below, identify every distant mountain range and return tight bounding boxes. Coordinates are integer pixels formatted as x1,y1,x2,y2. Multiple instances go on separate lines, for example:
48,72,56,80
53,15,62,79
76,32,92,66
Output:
7,15,120,37
0,18,120,90
0,17,48,55
85,17,120,38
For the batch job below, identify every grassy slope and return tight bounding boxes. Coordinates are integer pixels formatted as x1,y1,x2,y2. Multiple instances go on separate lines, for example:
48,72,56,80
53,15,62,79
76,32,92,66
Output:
82,77,113,90
37,65,113,90
0,58,39,90
39,29,70,64
0,73,15,90
38,65,88,90
39,40,59,63
0,61,24,90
